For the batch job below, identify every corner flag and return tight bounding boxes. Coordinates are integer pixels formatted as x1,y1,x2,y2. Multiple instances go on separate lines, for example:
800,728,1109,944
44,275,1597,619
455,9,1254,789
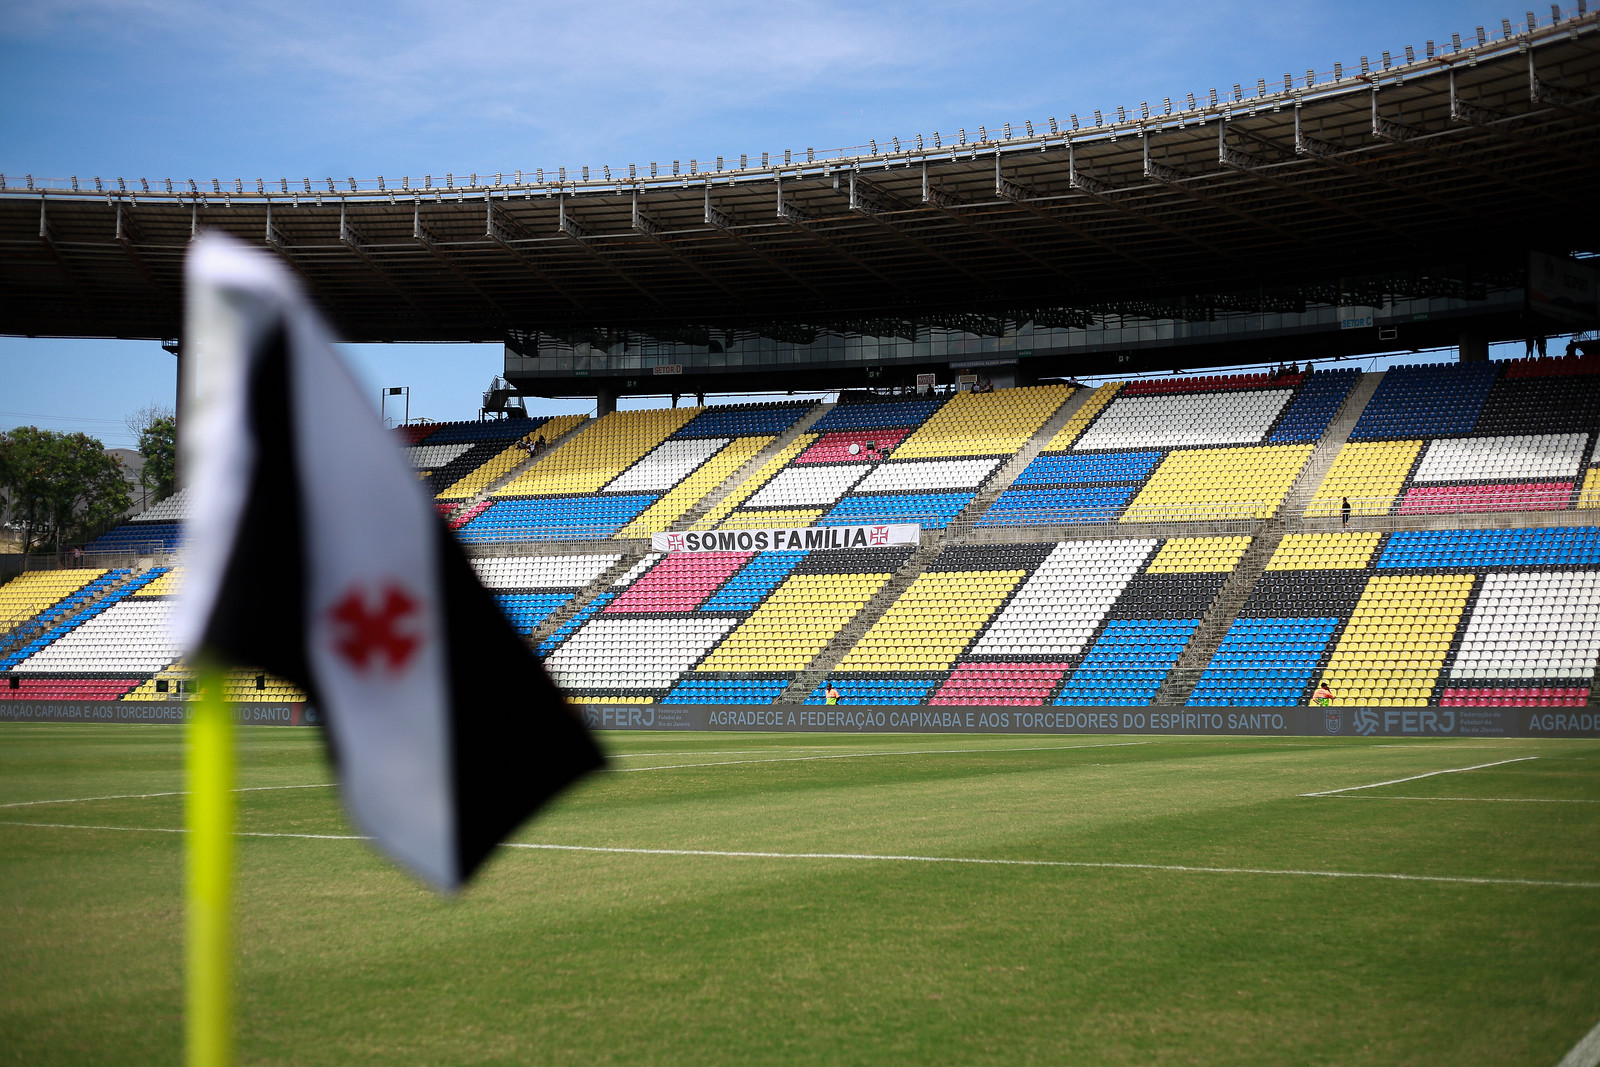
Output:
176,232,604,890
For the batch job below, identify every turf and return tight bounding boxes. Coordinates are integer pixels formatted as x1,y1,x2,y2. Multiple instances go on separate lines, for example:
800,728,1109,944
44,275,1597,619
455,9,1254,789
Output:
0,725,1596,1065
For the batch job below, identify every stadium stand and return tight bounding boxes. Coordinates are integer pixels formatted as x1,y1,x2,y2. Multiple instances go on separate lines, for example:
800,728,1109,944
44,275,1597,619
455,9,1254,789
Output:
806,536,1248,706
472,552,622,636
711,396,953,529
12,359,1600,715
1188,526,1600,708
1307,357,1600,517
463,402,813,542
538,545,914,703
1,567,169,673
0,569,108,635
979,370,1351,527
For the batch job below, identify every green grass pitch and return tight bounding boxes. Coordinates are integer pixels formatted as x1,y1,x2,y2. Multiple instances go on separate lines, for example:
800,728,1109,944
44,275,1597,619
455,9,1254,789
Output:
1,724,1597,1065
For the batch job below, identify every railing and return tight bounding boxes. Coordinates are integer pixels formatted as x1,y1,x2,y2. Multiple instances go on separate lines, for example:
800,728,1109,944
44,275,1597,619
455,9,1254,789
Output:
1287,489,1599,531
2,8,1590,204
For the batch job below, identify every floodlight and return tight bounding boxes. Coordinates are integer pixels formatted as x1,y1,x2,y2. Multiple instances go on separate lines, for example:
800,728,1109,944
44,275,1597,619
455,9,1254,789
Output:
1048,117,1058,134
303,177,312,193
1256,77,1267,96
1476,26,1487,45
1381,51,1391,68
164,178,173,192
1405,45,1414,63
1360,56,1370,74
1208,88,1218,106
142,178,151,191
715,157,723,171
583,167,591,180
348,177,357,191
401,176,409,189
737,155,745,169
689,159,697,174
1334,61,1343,79
933,132,942,147
1139,101,1149,119
1026,120,1036,136
188,178,198,192
672,160,679,174
868,141,876,154
378,176,386,191
784,149,792,164
119,178,128,191
1116,106,1126,122
1232,83,1242,102
978,126,987,141
326,177,336,192
1452,32,1462,50
1502,18,1514,37
1093,110,1102,125
1071,114,1080,129
1003,123,1012,138
959,128,967,143
1527,10,1538,30
603,166,611,179
1551,3,1561,23
557,168,565,181
213,179,221,193
1305,69,1315,87
807,147,815,161
629,163,637,178
280,178,289,193
1163,97,1172,115
1426,40,1435,58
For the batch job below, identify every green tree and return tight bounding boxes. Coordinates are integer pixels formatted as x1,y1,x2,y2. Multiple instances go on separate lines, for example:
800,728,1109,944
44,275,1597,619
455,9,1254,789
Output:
0,427,131,554
127,403,177,504
136,416,177,503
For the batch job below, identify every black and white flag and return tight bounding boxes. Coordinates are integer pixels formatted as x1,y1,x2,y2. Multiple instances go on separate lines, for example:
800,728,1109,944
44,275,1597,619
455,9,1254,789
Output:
176,233,603,890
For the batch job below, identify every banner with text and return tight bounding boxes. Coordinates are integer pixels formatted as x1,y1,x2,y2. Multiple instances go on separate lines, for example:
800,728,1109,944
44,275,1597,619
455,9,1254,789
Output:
652,524,920,553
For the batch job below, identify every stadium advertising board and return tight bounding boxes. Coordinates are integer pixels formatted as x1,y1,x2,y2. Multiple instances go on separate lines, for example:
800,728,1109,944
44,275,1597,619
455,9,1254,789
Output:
578,704,1600,738
6,701,1595,738
0,701,308,726
651,524,919,553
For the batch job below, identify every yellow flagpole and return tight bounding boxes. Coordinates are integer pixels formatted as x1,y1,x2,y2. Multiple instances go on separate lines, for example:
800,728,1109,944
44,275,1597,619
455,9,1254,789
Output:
187,663,233,1067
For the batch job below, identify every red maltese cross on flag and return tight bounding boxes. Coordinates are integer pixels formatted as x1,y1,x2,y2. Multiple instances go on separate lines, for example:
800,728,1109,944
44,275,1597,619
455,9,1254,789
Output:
329,583,422,674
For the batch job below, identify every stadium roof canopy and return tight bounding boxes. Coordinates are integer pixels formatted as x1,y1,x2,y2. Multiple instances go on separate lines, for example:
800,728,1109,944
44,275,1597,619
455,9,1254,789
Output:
2,11,1597,380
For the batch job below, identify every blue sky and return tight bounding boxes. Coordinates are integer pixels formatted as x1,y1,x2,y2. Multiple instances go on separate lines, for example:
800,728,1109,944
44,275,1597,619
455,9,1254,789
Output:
1,0,1539,443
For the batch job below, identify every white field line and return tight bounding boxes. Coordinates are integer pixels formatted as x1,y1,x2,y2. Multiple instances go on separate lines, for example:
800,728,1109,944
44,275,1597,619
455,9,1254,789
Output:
0,782,335,810
1318,794,1599,804
1299,757,1539,797
1559,1015,1600,1067
2,819,1597,890
609,741,1152,773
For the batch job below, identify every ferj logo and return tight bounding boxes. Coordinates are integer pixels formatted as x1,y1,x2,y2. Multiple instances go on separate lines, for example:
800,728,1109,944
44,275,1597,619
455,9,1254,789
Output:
1324,710,1343,734
1353,707,1380,736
